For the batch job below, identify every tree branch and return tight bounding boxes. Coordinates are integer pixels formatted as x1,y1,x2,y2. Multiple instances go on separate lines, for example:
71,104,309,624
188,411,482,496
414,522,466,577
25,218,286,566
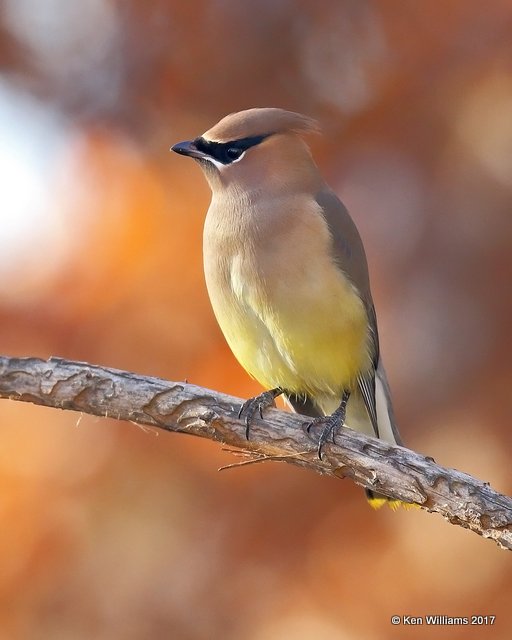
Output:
0,355,510,550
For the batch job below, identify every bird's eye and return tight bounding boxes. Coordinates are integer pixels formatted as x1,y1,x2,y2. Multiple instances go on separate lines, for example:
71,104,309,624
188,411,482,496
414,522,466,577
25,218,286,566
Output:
226,147,243,161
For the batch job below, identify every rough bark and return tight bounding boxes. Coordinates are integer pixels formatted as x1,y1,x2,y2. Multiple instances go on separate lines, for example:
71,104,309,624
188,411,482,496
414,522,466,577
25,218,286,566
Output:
0,355,510,550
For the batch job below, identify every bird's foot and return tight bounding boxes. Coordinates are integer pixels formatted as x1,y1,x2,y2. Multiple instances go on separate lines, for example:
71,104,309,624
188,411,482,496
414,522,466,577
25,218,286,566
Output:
238,387,283,439
305,390,350,459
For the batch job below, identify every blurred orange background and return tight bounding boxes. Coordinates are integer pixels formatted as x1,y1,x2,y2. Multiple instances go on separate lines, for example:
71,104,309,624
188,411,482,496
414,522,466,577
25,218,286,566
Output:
0,1,511,638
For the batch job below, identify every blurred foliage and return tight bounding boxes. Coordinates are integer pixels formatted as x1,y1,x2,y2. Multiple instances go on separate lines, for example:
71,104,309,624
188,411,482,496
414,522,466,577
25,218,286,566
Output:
0,1,511,638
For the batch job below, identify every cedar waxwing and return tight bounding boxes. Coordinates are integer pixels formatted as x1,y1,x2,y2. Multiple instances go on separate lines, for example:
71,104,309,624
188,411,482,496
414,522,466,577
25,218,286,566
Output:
172,108,405,508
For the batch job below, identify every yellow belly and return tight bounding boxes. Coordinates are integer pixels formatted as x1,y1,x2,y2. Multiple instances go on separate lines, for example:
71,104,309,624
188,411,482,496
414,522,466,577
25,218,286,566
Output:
207,254,371,397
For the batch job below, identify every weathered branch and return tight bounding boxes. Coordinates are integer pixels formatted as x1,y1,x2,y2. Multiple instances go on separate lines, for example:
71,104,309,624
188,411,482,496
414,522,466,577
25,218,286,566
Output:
0,355,510,549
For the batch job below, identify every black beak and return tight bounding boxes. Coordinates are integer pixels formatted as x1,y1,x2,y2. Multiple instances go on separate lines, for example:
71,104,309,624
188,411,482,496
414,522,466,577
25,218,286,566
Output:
171,140,207,160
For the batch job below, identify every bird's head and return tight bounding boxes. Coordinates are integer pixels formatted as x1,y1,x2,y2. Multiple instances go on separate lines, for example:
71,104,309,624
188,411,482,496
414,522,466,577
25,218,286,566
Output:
172,108,320,193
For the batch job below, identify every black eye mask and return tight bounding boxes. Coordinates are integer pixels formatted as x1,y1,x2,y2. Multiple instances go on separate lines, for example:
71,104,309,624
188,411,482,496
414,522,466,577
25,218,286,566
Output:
193,135,269,165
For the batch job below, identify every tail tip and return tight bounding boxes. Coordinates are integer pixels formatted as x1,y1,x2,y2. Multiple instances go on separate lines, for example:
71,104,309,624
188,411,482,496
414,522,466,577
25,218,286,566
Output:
365,489,419,511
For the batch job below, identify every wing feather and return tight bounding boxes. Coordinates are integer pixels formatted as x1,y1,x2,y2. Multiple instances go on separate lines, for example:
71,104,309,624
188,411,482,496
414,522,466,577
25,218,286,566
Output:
316,187,381,437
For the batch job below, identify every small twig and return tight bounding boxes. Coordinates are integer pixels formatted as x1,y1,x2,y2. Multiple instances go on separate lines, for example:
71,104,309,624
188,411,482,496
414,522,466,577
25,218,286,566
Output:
218,447,310,471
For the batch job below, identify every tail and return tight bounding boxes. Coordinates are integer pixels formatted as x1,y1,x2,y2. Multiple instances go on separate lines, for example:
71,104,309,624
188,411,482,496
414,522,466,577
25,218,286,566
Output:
366,488,402,510
364,360,417,510
372,358,402,447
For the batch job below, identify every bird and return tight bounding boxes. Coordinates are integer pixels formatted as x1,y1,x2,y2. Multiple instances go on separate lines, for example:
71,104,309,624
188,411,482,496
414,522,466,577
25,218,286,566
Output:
172,108,405,508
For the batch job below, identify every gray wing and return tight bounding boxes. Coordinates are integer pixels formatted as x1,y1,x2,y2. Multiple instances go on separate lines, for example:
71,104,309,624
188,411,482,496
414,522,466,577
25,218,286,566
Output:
315,187,380,437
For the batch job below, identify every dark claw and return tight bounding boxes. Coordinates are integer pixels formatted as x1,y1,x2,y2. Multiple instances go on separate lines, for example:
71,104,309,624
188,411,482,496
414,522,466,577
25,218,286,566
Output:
304,389,351,459
310,414,340,459
238,388,283,440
